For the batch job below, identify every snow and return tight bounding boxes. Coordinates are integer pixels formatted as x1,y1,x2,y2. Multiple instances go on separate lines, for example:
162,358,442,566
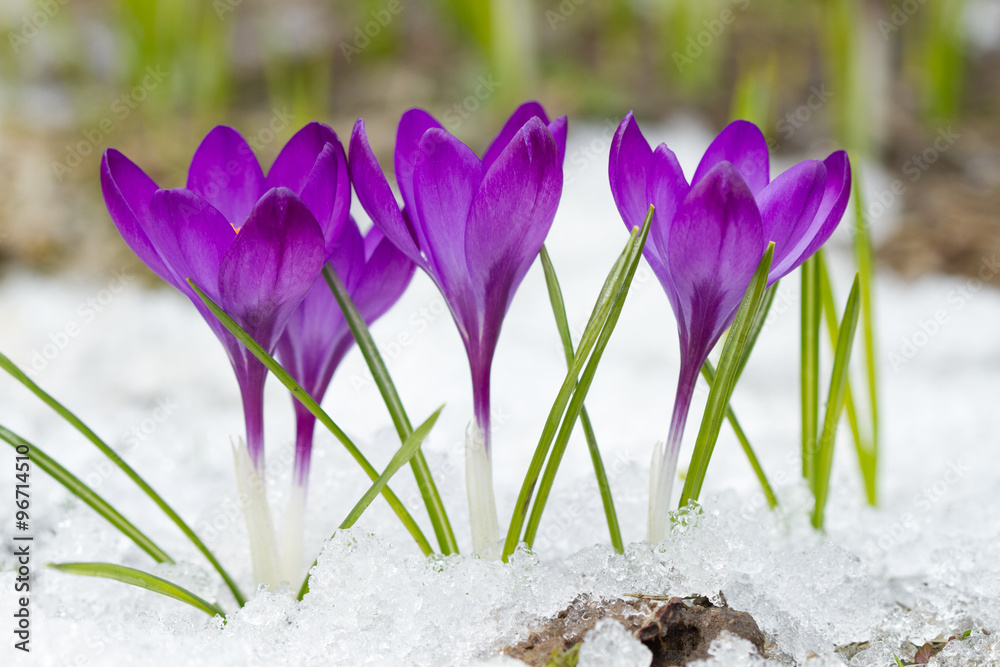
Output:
2,120,1000,666
578,619,652,667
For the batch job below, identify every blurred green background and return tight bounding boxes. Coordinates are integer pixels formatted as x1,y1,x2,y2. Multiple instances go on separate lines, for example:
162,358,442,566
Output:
0,0,997,279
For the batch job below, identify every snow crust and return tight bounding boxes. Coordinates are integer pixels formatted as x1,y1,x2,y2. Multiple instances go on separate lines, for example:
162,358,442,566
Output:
2,120,999,666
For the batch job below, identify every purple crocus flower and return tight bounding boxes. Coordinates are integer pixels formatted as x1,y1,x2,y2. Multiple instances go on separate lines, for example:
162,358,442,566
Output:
101,122,350,472
608,113,851,540
102,122,350,586
350,102,566,557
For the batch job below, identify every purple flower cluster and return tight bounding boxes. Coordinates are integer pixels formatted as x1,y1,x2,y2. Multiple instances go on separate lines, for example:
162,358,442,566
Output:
102,104,849,560
610,114,850,539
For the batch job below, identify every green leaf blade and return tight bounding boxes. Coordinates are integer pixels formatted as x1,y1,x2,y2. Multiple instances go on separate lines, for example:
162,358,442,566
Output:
520,211,652,553
1,425,172,563
539,246,623,554
322,266,457,555
812,275,862,530
678,242,775,508
801,255,822,489
700,362,777,509
47,562,226,618
502,213,649,562
851,172,880,505
0,351,247,606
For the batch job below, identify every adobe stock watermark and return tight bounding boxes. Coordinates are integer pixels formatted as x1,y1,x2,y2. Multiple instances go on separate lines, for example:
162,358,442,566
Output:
52,66,170,182
213,0,244,19
855,126,960,237
672,0,751,73
191,107,295,199
545,0,588,30
394,75,501,181
7,0,68,54
768,85,833,153
738,450,802,522
398,405,512,509
758,286,797,336
350,295,449,393
861,458,969,559
553,261,658,363
564,117,619,187
83,398,182,491
877,0,930,39
246,107,295,152
339,0,410,62
887,254,1000,371
532,445,636,553
196,445,294,544
442,75,502,132
26,268,134,374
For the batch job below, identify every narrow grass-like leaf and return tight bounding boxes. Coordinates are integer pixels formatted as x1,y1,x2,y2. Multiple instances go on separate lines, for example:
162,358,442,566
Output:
852,174,879,504
502,209,651,561
47,562,226,618
800,255,822,489
817,253,860,449
188,280,433,556
298,405,443,600
323,265,457,555
735,282,780,383
812,275,861,529
0,351,247,606
699,362,777,508
1,425,171,563
678,243,775,508
816,251,877,505
522,229,650,550
538,246,623,554
501,236,631,561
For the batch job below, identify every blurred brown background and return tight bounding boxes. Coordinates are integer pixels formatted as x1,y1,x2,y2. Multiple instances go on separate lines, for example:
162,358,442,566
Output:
0,0,997,281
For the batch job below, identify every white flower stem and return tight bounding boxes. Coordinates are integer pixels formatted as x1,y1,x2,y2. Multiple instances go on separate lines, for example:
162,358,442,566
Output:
647,439,681,543
232,437,280,591
465,422,500,560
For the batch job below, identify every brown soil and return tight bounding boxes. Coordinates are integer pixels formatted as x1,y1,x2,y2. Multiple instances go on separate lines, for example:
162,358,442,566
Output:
503,593,765,666
503,594,655,666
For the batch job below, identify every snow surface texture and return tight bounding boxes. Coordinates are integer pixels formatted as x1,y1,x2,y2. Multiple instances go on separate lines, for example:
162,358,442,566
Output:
2,120,1000,666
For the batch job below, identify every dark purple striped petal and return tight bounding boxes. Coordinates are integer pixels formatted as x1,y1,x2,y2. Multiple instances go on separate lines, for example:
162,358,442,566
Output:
146,188,235,302
691,120,770,196
100,149,176,287
218,187,325,350
186,126,265,229
482,101,565,170
793,150,852,271
410,128,484,289
394,108,443,213
349,118,424,267
466,117,562,318
667,162,765,357
757,160,827,281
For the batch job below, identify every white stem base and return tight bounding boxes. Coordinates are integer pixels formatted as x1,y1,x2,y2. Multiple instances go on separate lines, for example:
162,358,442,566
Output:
279,483,306,588
465,422,500,560
647,440,672,543
232,438,280,591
